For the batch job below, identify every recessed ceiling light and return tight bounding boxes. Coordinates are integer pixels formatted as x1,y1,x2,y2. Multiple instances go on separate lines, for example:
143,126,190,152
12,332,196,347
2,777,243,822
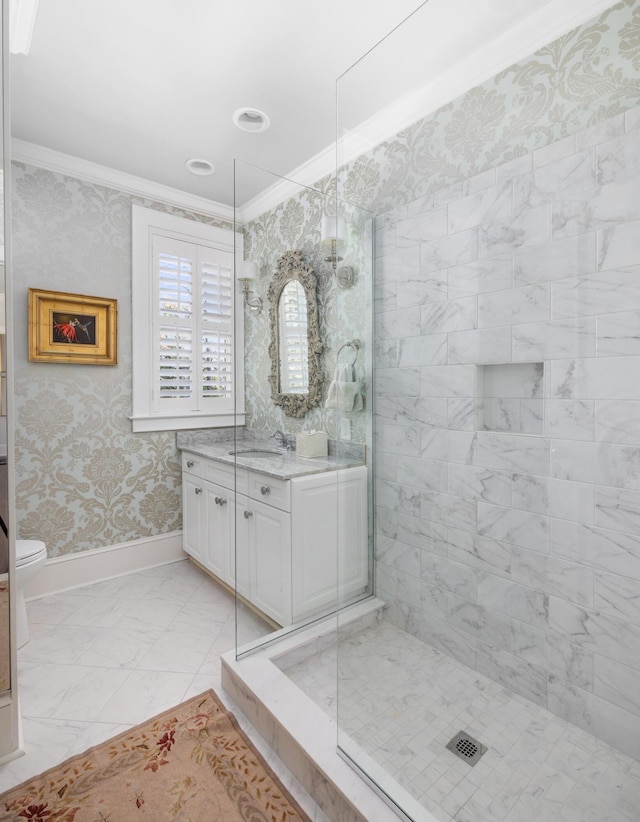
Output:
232,107,271,133
185,158,215,176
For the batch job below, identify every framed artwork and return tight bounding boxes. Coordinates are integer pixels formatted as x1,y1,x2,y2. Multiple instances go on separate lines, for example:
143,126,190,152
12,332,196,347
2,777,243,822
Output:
28,288,118,365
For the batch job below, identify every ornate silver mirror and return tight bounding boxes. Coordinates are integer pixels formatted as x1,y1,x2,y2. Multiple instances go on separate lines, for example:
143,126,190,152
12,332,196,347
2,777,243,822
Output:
268,251,323,417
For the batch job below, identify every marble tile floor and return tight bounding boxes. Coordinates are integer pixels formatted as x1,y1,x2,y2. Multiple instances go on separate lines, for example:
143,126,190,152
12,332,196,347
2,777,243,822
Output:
279,620,640,822
0,559,331,822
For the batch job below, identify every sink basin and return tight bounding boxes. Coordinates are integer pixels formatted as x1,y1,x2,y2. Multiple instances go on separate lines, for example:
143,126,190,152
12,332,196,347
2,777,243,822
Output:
229,449,283,458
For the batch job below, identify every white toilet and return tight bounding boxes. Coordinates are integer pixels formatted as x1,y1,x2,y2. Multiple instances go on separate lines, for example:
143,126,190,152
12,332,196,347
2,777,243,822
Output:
15,539,47,648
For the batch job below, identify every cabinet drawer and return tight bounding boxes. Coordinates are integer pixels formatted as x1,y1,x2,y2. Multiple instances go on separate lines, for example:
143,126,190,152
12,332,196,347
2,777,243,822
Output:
248,472,290,511
204,460,248,493
182,453,204,475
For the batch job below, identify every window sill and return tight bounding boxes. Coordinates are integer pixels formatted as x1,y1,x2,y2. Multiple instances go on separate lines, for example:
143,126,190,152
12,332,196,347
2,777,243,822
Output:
129,412,246,433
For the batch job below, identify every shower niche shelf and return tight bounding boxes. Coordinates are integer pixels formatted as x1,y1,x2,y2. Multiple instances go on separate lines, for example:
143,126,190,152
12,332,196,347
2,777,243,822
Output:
476,362,544,435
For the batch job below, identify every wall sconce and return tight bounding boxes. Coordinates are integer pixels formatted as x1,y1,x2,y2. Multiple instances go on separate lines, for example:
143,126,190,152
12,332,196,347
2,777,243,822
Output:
237,260,263,315
320,214,355,289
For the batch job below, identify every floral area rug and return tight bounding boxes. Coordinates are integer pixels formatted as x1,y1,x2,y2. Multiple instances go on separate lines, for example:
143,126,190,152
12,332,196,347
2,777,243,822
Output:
0,689,312,821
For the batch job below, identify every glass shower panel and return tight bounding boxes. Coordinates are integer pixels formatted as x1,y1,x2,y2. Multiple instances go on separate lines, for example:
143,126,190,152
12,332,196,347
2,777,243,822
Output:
336,1,640,819
233,160,360,657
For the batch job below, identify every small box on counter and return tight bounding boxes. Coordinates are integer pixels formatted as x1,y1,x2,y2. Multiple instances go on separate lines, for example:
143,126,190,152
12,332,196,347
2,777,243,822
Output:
296,430,328,458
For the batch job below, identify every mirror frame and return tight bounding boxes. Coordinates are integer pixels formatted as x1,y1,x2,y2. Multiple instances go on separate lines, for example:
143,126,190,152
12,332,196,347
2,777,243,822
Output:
268,250,323,418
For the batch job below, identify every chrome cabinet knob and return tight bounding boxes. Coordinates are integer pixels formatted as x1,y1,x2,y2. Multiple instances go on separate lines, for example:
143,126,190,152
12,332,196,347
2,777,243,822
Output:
260,485,271,496
243,510,253,519
215,497,227,506
194,487,202,495
186,460,194,468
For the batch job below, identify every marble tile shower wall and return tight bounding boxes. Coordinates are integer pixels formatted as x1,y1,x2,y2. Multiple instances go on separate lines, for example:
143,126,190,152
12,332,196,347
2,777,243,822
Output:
373,107,640,761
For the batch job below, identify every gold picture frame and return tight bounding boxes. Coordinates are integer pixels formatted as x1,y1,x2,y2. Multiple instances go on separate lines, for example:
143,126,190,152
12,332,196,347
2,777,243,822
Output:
28,288,118,365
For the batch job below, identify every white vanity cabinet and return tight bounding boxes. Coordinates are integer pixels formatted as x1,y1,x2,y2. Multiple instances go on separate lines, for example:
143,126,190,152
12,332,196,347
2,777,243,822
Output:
181,452,368,627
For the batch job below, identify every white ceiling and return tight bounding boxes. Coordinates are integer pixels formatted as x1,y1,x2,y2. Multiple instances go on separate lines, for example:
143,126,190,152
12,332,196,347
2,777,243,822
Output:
10,0,618,214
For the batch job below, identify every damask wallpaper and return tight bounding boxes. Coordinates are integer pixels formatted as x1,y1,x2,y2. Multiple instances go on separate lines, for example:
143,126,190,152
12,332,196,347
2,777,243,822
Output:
11,0,640,559
11,164,232,557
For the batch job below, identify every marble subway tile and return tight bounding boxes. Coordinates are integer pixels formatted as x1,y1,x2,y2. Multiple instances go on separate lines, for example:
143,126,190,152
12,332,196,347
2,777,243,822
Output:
397,275,448,307
514,149,596,211
395,566,449,621
550,357,640,400
375,479,422,518
406,192,434,217
421,227,478,273
446,527,512,579
421,490,477,533
421,430,476,464
511,548,594,608
420,552,480,599
512,474,594,524
448,327,511,364
448,180,512,234
396,207,448,243
546,631,594,691
376,535,421,577
477,501,549,553
510,620,547,668
546,400,595,440
397,334,447,367
596,399,640,444
553,179,640,240
597,309,640,357
376,366,421,397
512,318,596,361
374,451,397,481
495,153,532,182
421,296,478,334
375,423,421,455
377,306,421,339
533,134,576,168
594,572,640,625
548,676,640,761
548,597,640,670
551,518,640,581
447,398,475,430
551,439,640,490
413,611,479,668
464,167,497,194
598,219,640,271
433,180,464,206
374,281,397,314
477,576,549,629
596,486,640,535
594,657,640,717
375,507,398,539
476,645,548,708
477,432,549,476
448,594,513,649
397,455,448,492
375,396,448,428
551,266,640,318
376,244,420,285
373,338,398,368
421,364,475,398
448,464,511,506
396,514,447,553
447,254,512,299
513,231,596,285
478,282,549,328
478,204,550,258
598,129,640,186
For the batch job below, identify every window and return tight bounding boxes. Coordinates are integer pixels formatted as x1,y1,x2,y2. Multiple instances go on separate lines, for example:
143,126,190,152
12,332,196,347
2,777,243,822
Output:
131,206,244,432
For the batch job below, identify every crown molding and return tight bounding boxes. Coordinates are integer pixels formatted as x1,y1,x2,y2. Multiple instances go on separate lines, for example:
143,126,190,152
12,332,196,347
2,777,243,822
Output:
11,139,235,223
236,145,335,224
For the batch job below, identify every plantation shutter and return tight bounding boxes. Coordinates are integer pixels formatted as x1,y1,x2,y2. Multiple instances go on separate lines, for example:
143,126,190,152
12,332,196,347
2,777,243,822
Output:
152,236,234,413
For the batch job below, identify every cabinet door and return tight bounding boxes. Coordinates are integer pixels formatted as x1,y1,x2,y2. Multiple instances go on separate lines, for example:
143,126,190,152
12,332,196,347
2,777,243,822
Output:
204,483,233,582
247,498,291,626
182,474,205,563
291,466,368,622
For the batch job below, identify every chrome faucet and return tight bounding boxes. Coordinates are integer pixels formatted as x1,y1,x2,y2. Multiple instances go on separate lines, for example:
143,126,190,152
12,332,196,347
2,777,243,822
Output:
271,430,287,449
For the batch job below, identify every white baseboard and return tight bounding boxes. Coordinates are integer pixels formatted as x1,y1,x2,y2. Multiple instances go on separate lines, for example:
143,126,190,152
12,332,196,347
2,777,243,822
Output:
24,531,186,600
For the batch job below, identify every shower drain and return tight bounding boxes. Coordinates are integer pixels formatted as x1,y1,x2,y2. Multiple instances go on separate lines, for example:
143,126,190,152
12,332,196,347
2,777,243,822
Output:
445,731,487,766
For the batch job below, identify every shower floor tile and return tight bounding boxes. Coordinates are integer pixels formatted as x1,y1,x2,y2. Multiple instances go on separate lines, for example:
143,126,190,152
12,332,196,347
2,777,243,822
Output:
278,620,640,822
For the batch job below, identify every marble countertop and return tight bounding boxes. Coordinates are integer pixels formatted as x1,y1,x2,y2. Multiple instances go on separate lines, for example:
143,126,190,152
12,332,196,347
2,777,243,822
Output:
177,429,365,481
